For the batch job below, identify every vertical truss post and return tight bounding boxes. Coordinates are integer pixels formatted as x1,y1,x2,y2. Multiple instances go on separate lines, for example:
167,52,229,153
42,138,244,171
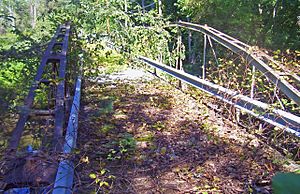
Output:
142,0,145,13
153,67,157,75
177,30,183,88
177,21,300,105
188,18,192,63
53,59,66,152
208,36,219,66
202,34,207,79
251,66,256,99
53,23,71,152
158,0,162,16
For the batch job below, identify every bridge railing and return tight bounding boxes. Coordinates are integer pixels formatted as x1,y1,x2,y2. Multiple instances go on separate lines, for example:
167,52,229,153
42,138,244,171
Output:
176,21,300,106
8,23,71,152
2,23,81,194
139,21,300,137
139,56,300,136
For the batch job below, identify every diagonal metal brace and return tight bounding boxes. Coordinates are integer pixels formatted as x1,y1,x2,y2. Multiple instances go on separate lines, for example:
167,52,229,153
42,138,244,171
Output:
176,21,300,106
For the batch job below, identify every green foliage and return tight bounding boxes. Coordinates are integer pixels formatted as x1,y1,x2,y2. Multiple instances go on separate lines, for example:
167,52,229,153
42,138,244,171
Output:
89,168,115,190
110,10,172,62
152,121,165,131
84,48,126,76
107,133,136,161
119,133,136,153
272,173,300,194
98,97,115,114
0,60,31,113
0,33,17,49
100,124,115,134
135,133,154,142
175,0,300,50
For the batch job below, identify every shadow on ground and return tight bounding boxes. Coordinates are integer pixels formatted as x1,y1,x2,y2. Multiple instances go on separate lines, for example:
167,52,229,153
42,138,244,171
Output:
75,79,281,193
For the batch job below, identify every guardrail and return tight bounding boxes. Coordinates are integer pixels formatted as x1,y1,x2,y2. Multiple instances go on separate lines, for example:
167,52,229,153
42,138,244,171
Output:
53,76,82,194
139,56,300,137
2,22,80,193
176,21,300,106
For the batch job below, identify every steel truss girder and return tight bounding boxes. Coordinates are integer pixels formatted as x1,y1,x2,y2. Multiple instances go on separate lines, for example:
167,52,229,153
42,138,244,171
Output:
139,56,300,137
176,21,300,106
8,23,71,151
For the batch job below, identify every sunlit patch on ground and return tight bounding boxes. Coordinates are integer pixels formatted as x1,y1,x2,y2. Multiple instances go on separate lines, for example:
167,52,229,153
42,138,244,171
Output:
74,68,291,193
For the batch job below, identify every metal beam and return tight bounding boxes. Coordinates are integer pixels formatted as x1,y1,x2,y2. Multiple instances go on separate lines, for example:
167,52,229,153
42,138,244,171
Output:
139,56,300,137
53,76,82,194
202,34,207,79
143,2,155,9
8,23,70,151
53,23,71,152
176,21,300,106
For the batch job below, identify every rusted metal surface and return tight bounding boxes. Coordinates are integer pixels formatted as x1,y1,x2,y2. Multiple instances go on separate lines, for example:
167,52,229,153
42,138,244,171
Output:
3,154,57,188
176,21,300,106
4,22,72,192
8,23,71,152
17,106,54,116
53,24,71,152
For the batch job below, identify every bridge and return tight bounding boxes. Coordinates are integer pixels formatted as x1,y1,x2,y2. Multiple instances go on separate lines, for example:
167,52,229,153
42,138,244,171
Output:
1,19,299,193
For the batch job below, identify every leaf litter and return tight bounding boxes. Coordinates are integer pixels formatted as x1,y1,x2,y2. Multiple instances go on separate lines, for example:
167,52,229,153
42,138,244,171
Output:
74,68,298,193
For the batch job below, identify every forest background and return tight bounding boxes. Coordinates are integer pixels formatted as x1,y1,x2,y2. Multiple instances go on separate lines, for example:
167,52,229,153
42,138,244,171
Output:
0,0,299,130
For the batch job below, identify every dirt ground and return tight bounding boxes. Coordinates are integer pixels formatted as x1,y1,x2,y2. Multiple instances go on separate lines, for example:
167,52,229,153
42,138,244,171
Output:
74,69,296,193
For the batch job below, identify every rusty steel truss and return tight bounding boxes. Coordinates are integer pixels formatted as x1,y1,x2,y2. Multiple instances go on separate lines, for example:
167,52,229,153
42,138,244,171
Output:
8,23,71,152
139,21,300,137
176,21,300,106
3,22,81,193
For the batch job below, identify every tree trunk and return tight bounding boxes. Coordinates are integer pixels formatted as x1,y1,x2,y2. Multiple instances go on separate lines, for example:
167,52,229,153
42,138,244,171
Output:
124,0,128,27
46,0,50,9
187,17,192,63
158,0,162,16
30,0,37,28
106,0,110,33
